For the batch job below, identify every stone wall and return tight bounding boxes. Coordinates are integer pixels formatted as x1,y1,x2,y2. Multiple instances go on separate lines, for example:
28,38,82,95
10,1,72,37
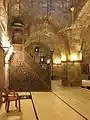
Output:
0,0,8,108
0,0,8,39
53,65,62,80
63,63,81,86
53,62,82,86
0,0,8,88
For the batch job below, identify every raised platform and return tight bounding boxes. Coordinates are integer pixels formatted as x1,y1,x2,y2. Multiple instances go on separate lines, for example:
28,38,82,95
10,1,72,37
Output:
82,80,90,87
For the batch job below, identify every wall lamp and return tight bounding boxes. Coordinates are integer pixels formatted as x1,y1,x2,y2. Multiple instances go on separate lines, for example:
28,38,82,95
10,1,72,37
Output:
40,56,44,63
53,53,82,64
47,59,51,64
60,52,82,63
35,46,39,52
53,58,61,67
54,58,61,64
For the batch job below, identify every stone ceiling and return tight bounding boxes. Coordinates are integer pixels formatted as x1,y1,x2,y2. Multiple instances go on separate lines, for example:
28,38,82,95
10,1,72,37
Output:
8,0,88,56
68,0,90,52
9,0,87,27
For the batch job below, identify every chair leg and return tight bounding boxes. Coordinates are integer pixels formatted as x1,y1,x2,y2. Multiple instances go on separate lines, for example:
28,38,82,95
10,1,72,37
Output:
6,101,10,113
5,102,7,111
18,99,21,112
15,100,17,108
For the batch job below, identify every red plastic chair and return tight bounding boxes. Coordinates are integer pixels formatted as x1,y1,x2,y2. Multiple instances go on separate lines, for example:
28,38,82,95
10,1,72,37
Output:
1,88,21,112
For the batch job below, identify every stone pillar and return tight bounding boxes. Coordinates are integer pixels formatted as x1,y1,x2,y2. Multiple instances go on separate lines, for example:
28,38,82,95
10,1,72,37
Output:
5,63,9,88
0,46,5,108
61,62,82,86
0,47,5,88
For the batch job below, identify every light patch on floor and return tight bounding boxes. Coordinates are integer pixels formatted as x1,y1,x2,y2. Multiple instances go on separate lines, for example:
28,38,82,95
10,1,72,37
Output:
32,92,85,120
0,99,36,120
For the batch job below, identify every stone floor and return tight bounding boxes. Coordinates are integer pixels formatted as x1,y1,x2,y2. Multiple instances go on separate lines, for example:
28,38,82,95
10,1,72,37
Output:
0,80,90,120
0,97,36,120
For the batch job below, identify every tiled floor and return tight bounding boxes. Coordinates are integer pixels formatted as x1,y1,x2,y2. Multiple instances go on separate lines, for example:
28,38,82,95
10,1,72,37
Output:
32,92,85,120
0,93,36,120
53,88,90,119
52,80,90,120
0,80,90,120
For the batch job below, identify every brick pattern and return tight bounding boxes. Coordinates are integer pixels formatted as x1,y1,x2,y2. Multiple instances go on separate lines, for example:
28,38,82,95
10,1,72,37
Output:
9,46,51,91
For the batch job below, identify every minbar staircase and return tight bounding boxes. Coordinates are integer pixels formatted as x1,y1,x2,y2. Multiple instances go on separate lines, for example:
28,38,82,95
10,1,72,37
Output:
24,50,51,91
9,48,51,91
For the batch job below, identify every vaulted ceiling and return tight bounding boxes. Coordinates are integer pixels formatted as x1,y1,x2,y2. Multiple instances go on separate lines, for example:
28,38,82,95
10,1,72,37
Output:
8,0,88,56
9,0,87,26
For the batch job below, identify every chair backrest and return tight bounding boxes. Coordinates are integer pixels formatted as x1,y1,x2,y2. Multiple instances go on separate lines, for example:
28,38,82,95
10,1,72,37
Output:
1,88,8,103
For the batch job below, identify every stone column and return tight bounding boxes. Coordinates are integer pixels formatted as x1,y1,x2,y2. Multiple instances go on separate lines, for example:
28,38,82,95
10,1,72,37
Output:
61,62,82,86
0,46,5,108
0,47,5,88
5,63,9,88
